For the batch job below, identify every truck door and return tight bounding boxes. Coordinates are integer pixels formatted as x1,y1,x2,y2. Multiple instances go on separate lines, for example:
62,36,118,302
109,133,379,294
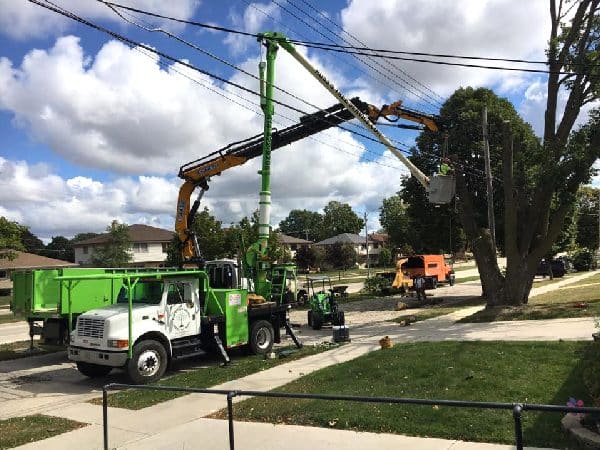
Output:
165,280,201,339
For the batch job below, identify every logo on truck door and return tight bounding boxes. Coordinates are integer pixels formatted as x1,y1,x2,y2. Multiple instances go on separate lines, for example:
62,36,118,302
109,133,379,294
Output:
171,306,192,331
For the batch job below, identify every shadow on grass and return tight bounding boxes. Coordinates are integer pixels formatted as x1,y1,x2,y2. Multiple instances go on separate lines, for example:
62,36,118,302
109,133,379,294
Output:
524,342,595,450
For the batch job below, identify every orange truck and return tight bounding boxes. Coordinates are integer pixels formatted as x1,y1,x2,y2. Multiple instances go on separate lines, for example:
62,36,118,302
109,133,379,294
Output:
399,254,455,289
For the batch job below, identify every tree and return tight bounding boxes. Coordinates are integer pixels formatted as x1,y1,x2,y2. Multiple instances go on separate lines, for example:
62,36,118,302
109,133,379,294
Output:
90,221,132,267
164,234,182,267
20,228,44,255
295,245,324,270
72,232,100,243
42,236,74,262
278,209,323,242
189,207,227,261
379,194,413,250
325,242,357,269
575,186,600,250
0,217,25,259
422,1,600,306
378,247,392,267
321,201,364,238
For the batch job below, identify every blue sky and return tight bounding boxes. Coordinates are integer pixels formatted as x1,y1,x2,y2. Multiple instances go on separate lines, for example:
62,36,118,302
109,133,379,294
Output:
0,0,597,240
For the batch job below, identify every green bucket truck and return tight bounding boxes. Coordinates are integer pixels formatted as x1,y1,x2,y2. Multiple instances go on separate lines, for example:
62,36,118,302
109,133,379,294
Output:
66,269,298,384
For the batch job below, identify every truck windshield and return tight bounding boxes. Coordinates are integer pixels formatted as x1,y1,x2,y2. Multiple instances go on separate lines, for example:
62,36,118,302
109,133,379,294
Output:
117,280,164,305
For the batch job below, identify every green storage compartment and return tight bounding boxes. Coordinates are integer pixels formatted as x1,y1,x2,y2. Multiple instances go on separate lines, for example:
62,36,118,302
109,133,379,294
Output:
58,268,122,314
210,289,248,348
11,271,34,315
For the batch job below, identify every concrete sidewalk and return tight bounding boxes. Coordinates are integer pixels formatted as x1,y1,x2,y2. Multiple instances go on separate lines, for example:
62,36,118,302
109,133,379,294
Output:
14,305,596,449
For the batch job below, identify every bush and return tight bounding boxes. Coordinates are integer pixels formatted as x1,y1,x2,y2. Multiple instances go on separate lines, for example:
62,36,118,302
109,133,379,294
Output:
378,248,392,267
571,248,595,271
583,342,600,406
363,275,391,295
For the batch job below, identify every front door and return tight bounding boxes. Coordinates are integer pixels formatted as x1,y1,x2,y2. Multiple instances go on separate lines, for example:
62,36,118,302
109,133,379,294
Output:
165,280,200,339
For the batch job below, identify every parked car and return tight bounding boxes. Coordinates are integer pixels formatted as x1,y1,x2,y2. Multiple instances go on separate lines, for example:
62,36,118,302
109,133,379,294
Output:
536,258,566,278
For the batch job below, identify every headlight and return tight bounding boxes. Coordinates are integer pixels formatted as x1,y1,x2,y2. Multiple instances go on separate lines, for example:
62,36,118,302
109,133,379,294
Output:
107,339,129,349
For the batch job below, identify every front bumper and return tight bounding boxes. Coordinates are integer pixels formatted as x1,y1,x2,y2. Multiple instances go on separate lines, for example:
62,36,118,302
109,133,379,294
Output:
68,346,128,367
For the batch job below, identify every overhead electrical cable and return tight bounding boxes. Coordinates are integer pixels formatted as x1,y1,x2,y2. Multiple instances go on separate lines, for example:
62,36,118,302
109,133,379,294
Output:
31,0,498,184
294,0,446,106
98,1,597,75
268,0,442,112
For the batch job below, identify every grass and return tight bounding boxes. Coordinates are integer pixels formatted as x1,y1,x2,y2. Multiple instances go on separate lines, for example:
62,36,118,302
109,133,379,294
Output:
455,275,480,283
91,344,337,410
452,264,477,272
392,306,466,323
213,341,593,449
459,273,600,323
0,415,86,449
0,314,23,325
0,340,65,361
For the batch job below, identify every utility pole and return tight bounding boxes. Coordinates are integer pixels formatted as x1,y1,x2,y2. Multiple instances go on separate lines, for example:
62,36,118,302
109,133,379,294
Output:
597,189,600,256
482,106,497,255
364,211,370,278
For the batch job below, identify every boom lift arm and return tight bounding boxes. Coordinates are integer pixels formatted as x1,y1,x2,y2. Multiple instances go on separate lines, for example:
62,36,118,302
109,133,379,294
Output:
257,31,454,204
176,98,391,264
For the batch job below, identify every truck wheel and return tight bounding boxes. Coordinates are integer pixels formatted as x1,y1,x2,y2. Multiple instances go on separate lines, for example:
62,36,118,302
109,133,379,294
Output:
312,312,323,330
76,361,112,378
126,340,167,385
449,275,455,286
249,320,274,355
307,310,313,328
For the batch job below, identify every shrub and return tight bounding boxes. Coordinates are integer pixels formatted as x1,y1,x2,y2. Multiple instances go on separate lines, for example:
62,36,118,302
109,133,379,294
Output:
571,248,595,271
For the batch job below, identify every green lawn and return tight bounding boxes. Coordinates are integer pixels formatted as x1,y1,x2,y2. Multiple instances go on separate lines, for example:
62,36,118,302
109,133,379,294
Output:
0,415,86,449
455,275,480,283
92,344,337,410
0,314,23,325
459,273,600,323
453,264,477,272
0,340,65,361
392,306,466,323
216,341,594,449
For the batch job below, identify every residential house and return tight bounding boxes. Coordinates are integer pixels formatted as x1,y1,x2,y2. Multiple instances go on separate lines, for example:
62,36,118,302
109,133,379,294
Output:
73,224,173,267
0,251,77,295
314,233,381,265
276,233,312,258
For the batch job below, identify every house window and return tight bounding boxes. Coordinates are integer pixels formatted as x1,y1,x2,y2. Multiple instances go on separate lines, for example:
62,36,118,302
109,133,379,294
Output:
162,242,168,253
133,243,149,253
373,243,379,249
0,270,7,279
290,244,297,251
83,246,88,254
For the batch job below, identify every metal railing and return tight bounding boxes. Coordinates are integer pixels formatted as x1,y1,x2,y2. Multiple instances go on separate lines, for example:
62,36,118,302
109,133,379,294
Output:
102,383,600,450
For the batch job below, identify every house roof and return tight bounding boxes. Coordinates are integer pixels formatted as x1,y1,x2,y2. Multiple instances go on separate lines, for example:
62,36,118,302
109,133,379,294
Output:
277,233,312,245
73,224,174,246
315,233,373,246
369,233,389,243
0,251,78,270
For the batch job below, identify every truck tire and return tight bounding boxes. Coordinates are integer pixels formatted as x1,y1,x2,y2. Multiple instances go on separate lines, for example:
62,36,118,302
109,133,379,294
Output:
126,340,167,385
449,275,455,286
249,320,274,355
76,361,113,378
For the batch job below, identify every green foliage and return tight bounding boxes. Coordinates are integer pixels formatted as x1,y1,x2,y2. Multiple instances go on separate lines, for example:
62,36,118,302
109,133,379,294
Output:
72,232,100,243
570,247,596,271
0,217,25,260
295,245,324,270
164,234,182,267
575,186,600,250
278,209,323,242
90,221,132,267
19,228,44,255
190,207,226,261
377,247,392,267
325,242,357,269
268,233,292,263
582,343,600,405
379,195,414,250
363,275,391,295
41,236,74,262
321,201,364,238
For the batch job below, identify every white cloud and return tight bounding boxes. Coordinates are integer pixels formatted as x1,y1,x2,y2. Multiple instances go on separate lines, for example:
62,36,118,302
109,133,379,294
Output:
0,0,200,40
224,1,280,55
340,0,549,103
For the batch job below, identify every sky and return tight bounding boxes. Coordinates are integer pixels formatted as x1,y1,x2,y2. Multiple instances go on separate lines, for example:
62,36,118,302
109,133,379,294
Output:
0,0,598,242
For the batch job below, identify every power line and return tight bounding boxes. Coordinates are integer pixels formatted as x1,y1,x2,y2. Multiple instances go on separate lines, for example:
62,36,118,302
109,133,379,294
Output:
295,0,446,106
30,0,497,185
268,0,443,111
99,1,598,75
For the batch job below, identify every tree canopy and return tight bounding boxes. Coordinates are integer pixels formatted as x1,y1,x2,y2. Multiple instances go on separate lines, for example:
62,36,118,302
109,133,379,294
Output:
90,221,132,267
0,217,25,259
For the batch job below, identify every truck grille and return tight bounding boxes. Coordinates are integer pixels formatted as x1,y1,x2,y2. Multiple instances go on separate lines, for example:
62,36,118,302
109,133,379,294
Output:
77,317,105,339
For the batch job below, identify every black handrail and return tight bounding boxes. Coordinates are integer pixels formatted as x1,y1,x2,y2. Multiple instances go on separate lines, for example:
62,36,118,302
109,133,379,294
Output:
102,383,600,450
